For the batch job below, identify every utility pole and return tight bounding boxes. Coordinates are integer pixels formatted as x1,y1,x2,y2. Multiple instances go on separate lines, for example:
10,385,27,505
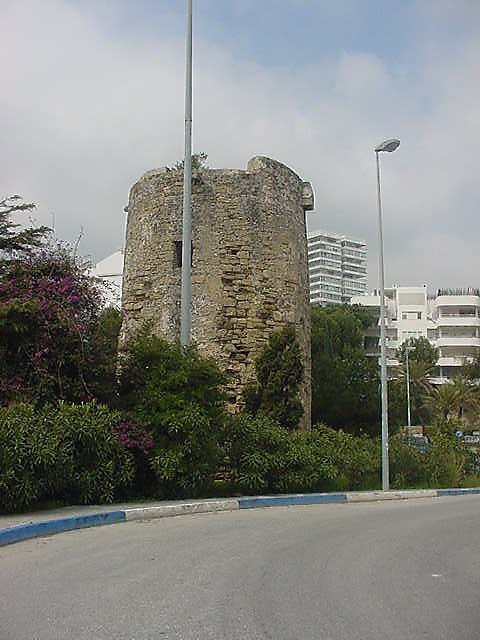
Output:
180,0,193,347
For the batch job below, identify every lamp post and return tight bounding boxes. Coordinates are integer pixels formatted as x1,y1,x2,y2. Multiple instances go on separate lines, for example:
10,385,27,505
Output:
180,0,193,347
405,339,412,436
375,138,400,491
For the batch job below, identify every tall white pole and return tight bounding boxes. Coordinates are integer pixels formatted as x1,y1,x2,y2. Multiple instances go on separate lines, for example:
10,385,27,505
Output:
180,0,193,347
376,151,389,491
406,343,412,435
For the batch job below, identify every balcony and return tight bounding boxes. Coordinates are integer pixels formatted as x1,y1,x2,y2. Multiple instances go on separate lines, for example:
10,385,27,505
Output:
437,356,466,368
436,295,480,307
436,337,480,348
436,316,480,327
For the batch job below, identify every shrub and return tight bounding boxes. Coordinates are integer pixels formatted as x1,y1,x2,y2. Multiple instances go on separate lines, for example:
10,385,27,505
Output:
52,402,134,504
0,402,134,513
149,403,222,497
224,417,380,495
118,328,225,498
423,432,466,488
389,435,426,489
390,431,470,489
114,419,155,497
0,404,65,512
311,424,380,491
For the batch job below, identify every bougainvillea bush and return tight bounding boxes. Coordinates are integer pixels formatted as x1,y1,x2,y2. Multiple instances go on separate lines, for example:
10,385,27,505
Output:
0,244,110,405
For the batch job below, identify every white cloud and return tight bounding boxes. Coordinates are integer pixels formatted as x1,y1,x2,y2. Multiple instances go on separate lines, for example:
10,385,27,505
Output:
0,0,478,292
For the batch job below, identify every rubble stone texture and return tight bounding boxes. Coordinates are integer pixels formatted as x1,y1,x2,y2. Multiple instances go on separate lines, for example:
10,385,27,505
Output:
121,156,313,428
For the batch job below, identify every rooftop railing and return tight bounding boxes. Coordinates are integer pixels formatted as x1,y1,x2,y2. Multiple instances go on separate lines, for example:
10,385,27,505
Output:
437,287,480,297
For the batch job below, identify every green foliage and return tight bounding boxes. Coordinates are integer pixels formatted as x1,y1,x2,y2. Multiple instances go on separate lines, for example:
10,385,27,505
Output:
0,402,134,512
224,416,380,494
244,325,304,430
390,430,469,489
397,336,438,368
424,431,466,488
170,152,209,172
389,435,427,488
423,377,480,424
0,242,107,405
52,402,134,505
118,327,225,497
462,351,480,381
391,337,438,427
389,359,434,428
149,404,220,497
0,195,49,255
83,307,123,404
311,304,379,435
311,424,381,491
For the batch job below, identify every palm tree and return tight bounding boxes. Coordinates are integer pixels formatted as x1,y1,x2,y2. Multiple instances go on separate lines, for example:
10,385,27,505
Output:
424,376,480,424
450,376,480,421
423,382,458,420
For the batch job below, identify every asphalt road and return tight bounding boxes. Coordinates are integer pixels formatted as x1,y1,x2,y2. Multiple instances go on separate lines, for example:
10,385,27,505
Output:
1,496,479,640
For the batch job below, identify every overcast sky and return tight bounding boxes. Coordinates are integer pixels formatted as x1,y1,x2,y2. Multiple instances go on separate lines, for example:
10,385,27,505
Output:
1,0,479,291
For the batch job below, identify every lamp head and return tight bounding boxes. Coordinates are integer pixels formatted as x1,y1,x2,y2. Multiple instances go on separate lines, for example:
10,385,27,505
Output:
375,139,400,153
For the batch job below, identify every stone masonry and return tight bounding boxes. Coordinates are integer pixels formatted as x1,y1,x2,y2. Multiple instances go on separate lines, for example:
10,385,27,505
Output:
120,156,313,428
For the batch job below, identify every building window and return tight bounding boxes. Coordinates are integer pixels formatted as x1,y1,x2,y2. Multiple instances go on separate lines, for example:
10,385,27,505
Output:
417,312,422,320
402,313,407,320
174,240,193,268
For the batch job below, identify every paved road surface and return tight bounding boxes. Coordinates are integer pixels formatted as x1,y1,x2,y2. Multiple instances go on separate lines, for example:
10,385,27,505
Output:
1,496,479,639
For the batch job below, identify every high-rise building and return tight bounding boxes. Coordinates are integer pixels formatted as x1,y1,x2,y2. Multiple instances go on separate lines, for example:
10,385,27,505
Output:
307,231,367,305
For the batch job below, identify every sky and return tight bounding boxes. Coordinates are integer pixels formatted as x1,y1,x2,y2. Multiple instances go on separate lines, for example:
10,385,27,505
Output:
1,0,479,292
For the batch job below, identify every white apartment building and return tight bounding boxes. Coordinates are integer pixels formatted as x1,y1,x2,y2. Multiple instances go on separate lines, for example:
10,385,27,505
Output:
308,231,367,305
431,289,480,380
352,286,480,381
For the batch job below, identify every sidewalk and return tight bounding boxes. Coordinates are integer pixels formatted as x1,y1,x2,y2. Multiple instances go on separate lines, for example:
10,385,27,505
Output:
0,497,234,530
2,488,480,548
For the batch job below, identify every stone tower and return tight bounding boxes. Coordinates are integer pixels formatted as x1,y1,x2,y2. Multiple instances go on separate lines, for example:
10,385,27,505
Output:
121,156,313,428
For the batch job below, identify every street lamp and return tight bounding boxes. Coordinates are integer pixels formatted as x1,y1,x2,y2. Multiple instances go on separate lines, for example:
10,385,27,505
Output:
375,137,400,491
405,339,412,437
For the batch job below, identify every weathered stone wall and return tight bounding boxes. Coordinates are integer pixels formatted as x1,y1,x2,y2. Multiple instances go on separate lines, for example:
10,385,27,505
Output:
121,156,313,428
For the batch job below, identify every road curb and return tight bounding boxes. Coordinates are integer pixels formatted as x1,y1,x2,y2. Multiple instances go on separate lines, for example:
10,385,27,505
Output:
1,488,479,548
437,488,480,497
0,511,126,547
346,489,437,502
238,493,346,508
124,500,239,521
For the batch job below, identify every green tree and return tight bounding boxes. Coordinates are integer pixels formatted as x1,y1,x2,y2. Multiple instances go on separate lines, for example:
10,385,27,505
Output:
451,376,480,421
0,195,49,255
310,304,379,435
462,351,480,381
397,336,438,368
423,381,459,421
395,337,438,426
244,325,304,430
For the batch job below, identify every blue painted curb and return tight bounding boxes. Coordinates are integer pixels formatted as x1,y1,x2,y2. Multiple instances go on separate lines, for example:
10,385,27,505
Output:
238,493,347,509
436,488,480,497
0,511,126,547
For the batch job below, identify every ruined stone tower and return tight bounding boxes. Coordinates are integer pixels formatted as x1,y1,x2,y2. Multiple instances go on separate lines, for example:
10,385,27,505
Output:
121,156,313,428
